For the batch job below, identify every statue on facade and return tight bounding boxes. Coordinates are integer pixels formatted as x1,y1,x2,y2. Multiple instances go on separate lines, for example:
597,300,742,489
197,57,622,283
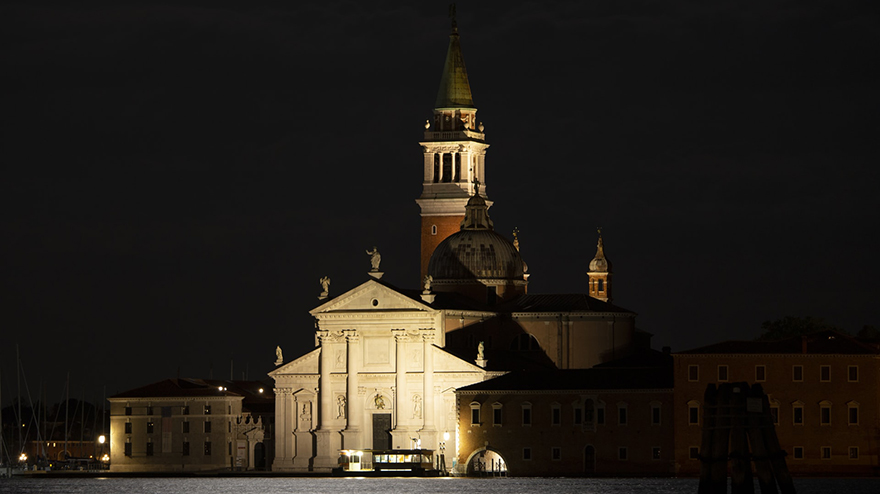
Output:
423,274,433,293
319,276,330,300
413,394,422,419
374,393,386,410
366,246,381,271
477,341,485,360
274,346,283,366
337,395,346,419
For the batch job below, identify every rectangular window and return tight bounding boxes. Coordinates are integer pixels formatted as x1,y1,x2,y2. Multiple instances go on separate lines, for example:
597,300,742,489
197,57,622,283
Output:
689,447,699,460
204,441,212,456
849,447,859,460
204,405,212,415
183,405,189,415
755,365,766,382
793,365,803,382
522,407,531,426
793,447,804,459
493,408,502,426
618,407,627,426
146,406,153,416
793,406,803,425
848,366,858,382
204,420,212,433
849,406,859,425
820,365,830,382
551,447,561,461
688,365,699,382
821,447,831,459
146,442,154,456
124,422,132,434
651,406,661,425
182,421,190,433
551,407,561,426
618,447,628,460
146,421,154,434
228,442,232,455
689,406,699,425
718,365,729,382
596,408,605,425
523,448,531,461
574,408,583,425
770,407,779,425
820,406,831,425
124,442,132,457
228,421,231,433
182,441,190,456
471,408,480,426
125,407,132,416
652,447,661,460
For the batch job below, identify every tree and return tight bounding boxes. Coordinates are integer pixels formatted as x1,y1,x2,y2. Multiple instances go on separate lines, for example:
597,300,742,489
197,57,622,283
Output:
757,316,845,341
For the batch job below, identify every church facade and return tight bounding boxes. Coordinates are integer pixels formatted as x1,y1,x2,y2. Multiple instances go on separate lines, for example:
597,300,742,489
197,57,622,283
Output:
269,16,640,474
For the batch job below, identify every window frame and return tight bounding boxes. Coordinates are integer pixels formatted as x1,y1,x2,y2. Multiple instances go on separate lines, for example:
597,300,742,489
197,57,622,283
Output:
793,447,804,460
551,447,561,461
688,365,699,382
688,447,699,460
792,365,803,382
847,401,859,425
618,447,628,461
755,365,766,382
717,365,729,382
521,402,532,427
492,402,503,427
849,447,859,460
687,400,700,426
848,365,858,382
617,402,628,426
820,365,831,382
522,447,531,461
819,401,832,426
792,401,804,425
652,446,661,460
650,401,661,426
821,446,831,460
470,402,481,426
551,403,562,426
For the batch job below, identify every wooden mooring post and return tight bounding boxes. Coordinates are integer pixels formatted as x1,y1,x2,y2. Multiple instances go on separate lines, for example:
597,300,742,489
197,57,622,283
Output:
698,382,796,494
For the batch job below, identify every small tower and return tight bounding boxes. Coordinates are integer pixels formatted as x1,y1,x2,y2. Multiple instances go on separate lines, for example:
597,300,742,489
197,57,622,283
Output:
416,9,491,280
587,228,613,302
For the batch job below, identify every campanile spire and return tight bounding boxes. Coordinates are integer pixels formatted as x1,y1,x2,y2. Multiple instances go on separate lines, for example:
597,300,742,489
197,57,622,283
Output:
416,10,491,279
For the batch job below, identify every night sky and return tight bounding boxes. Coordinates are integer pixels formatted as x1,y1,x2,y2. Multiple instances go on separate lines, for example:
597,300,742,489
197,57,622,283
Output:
2,1,878,405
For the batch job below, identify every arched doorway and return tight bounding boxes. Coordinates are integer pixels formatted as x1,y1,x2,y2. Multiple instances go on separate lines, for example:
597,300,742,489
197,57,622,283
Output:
465,448,508,477
583,445,595,475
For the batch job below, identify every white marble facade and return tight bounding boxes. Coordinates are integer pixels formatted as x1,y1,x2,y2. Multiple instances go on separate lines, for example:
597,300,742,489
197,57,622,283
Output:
270,279,492,472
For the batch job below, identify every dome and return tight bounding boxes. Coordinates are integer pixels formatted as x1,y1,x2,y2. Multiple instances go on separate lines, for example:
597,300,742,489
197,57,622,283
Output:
428,229,525,280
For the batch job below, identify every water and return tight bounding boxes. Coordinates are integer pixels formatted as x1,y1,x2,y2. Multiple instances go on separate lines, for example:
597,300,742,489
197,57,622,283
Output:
1,477,879,494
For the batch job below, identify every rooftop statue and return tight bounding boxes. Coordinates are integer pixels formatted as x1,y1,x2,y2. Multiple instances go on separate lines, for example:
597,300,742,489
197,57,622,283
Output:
366,247,381,271
275,346,283,366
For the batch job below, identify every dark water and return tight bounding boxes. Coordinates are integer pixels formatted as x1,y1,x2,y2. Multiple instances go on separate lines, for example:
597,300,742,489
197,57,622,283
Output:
1,477,879,494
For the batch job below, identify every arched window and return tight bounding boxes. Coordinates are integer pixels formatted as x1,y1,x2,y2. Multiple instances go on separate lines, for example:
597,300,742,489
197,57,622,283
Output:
510,333,540,351
598,279,604,291
433,154,440,183
431,224,437,235
442,154,453,182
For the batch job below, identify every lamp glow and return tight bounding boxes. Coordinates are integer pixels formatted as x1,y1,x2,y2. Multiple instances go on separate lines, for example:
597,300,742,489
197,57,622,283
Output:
99,435,106,444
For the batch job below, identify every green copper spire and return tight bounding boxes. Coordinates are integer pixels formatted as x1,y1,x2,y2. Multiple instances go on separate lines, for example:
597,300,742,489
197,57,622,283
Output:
434,8,475,109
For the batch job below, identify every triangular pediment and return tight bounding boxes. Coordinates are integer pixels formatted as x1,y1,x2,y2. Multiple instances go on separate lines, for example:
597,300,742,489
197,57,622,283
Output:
269,347,320,377
311,279,433,315
433,346,487,373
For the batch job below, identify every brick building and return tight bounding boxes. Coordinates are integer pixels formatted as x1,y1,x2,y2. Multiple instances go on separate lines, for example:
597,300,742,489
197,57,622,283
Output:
673,330,880,476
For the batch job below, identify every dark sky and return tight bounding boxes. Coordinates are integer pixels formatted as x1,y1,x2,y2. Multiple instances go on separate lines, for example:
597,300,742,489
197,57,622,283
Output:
2,0,878,405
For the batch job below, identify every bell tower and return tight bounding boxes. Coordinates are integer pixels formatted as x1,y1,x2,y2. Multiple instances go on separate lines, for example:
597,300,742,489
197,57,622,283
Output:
416,10,491,279
588,228,613,302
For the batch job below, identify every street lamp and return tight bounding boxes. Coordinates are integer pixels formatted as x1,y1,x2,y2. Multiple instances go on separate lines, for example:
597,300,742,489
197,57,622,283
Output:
438,432,450,475
98,435,106,470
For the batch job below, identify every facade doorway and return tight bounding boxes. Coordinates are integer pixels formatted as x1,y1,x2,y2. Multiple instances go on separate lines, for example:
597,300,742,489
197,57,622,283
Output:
584,445,596,475
372,413,392,449
254,442,266,470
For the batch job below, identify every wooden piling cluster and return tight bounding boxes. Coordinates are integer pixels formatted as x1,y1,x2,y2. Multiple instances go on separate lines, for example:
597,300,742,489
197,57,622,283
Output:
698,382,796,494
